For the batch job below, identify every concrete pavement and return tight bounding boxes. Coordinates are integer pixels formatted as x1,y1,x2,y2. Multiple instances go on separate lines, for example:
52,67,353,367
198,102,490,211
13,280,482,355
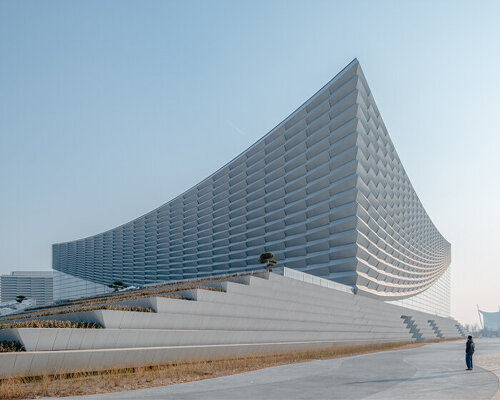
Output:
52,338,500,400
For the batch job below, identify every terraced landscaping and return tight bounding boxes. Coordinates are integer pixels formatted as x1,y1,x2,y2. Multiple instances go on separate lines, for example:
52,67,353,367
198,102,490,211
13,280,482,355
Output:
0,270,466,388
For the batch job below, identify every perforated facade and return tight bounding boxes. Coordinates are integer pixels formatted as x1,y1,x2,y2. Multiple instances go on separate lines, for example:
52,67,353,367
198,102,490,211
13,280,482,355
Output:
0,271,53,306
52,59,451,312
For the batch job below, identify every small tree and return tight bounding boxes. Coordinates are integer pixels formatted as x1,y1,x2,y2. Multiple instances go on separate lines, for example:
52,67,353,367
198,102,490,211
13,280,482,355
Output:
259,252,277,272
108,280,129,292
15,295,27,303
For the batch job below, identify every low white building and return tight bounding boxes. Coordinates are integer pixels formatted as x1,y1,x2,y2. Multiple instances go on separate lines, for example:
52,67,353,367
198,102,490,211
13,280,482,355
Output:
0,271,53,306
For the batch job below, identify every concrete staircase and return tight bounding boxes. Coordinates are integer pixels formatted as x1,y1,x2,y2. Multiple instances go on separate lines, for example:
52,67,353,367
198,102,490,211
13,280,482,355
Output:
0,271,464,378
401,315,423,341
428,320,444,339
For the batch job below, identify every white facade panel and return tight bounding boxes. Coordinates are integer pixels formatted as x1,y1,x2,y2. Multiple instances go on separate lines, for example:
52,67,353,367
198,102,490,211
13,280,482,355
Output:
52,60,451,313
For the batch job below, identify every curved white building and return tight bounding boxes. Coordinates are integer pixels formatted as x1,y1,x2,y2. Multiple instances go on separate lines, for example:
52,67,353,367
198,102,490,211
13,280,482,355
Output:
478,308,500,331
53,59,451,315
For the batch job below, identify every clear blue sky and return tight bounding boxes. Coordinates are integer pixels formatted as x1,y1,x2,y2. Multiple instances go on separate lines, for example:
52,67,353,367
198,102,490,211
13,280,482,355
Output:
1,0,499,324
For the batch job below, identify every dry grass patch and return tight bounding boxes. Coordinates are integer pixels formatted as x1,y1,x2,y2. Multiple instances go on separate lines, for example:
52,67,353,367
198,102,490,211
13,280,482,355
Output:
101,305,154,313
0,305,154,326
0,341,24,353
0,320,102,330
0,341,424,399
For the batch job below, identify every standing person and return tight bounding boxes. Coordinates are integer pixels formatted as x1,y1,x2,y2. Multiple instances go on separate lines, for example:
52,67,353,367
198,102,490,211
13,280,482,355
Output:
465,335,475,370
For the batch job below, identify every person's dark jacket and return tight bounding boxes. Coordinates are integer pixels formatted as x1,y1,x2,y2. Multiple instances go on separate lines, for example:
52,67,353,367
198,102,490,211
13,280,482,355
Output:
466,339,475,355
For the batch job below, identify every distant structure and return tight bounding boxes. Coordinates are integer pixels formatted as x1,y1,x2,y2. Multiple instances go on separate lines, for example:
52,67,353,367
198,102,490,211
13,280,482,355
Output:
52,59,451,317
0,271,53,306
478,306,500,331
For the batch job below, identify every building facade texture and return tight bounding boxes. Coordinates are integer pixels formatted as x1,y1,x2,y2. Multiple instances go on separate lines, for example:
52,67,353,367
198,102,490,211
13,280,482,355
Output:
0,271,53,306
52,59,451,314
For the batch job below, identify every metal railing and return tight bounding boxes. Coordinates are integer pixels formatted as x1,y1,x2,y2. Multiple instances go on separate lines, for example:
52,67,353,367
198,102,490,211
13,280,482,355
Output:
279,267,355,294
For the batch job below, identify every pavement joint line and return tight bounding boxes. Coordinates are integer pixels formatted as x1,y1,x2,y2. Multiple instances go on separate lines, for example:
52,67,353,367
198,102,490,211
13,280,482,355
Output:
476,353,500,400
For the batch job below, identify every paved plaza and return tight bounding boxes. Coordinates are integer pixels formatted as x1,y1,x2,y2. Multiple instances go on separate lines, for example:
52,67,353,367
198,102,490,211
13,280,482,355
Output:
52,338,500,400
